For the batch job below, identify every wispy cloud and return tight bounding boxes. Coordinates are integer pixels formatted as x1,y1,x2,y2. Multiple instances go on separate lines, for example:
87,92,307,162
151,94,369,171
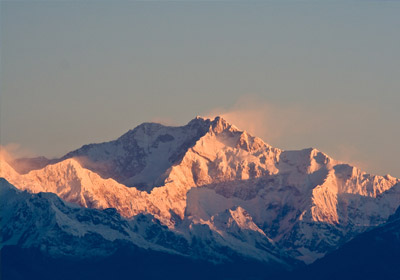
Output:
204,95,319,146
204,94,385,176
0,143,37,162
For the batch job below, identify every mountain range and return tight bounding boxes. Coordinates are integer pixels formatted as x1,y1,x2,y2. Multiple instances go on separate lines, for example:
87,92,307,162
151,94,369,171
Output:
1,116,399,279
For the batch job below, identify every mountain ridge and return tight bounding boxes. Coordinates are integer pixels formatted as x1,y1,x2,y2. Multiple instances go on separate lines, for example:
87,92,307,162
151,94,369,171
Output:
0,177,293,270
1,116,400,265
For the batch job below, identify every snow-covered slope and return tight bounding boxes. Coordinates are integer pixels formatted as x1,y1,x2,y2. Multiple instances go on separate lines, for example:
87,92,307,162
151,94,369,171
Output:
0,178,172,258
2,116,400,264
0,158,146,217
59,117,213,191
282,205,400,280
0,178,292,267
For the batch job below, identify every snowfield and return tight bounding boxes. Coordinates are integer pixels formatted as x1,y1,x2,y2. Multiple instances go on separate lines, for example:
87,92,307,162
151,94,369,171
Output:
1,116,399,264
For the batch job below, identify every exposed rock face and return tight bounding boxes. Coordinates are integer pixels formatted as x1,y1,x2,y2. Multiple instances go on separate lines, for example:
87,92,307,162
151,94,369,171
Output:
59,117,213,191
0,178,291,268
1,116,400,264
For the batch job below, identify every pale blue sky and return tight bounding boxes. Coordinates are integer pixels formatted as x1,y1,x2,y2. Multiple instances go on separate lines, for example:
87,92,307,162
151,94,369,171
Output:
1,0,399,177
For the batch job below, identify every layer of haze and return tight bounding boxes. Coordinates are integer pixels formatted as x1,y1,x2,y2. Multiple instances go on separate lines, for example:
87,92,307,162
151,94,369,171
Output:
1,1,399,177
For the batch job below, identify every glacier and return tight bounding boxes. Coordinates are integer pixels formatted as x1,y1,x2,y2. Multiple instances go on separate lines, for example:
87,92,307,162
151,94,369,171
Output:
1,116,400,269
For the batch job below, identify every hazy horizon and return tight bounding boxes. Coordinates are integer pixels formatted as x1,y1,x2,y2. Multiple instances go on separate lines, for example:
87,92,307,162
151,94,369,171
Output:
1,0,399,177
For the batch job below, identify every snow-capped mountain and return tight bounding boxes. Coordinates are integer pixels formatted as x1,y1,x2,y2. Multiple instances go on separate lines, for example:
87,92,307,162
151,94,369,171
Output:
0,178,291,271
0,178,167,258
281,205,400,280
60,117,214,191
1,116,400,265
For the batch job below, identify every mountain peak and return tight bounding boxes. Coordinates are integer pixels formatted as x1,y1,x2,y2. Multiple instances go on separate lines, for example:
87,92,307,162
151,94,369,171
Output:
209,116,238,134
3,115,400,267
